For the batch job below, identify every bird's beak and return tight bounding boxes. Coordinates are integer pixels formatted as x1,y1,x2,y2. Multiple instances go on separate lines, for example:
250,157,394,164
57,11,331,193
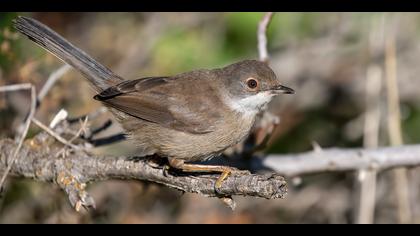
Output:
271,84,295,94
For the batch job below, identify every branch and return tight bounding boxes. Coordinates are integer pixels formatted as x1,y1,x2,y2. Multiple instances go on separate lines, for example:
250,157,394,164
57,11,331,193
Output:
4,125,420,211
37,65,71,102
0,135,287,211
258,12,274,62
254,145,420,177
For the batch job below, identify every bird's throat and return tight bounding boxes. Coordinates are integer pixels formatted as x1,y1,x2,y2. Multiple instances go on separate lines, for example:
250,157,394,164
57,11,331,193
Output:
225,91,275,118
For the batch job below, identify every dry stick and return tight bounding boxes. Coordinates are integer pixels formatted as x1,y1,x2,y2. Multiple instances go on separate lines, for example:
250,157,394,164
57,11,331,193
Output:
69,117,89,143
31,117,81,151
0,85,36,190
37,65,71,102
256,145,420,176
55,116,89,158
356,65,382,224
355,15,385,224
385,35,412,224
258,12,274,62
0,83,33,92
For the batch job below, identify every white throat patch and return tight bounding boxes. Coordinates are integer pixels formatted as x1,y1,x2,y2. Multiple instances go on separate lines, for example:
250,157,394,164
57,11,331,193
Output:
226,91,275,117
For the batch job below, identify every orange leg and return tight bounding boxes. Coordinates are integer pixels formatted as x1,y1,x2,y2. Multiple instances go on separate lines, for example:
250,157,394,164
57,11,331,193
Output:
168,158,249,190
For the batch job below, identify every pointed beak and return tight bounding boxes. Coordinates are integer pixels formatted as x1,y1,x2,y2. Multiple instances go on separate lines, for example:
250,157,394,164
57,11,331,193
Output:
271,84,295,94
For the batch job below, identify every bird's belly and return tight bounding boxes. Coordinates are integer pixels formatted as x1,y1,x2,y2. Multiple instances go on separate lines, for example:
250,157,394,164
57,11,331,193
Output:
121,114,255,162
163,126,252,161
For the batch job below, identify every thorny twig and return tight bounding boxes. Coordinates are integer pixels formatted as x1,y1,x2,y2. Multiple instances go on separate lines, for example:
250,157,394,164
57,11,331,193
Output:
255,145,420,177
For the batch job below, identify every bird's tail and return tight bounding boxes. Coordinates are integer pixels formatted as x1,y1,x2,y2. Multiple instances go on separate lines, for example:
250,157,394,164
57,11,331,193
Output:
13,16,123,92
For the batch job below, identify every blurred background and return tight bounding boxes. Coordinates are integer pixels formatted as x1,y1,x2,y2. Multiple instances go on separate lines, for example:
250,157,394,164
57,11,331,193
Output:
1,12,420,223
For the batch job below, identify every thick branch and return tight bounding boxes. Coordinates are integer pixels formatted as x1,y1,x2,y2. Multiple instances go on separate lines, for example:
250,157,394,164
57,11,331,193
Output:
3,134,420,210
255,145,420,177
0,136,287,210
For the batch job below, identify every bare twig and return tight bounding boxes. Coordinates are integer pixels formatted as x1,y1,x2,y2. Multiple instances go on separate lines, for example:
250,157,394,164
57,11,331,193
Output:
31,117,80,150
0,85,36,190
356,65,382,224
68,117,89,144
37,65,71,102
385,34,412,224
0,83,32,92
258,12,274,62
254,145,420,177
55,116,89,158
355,15,385,224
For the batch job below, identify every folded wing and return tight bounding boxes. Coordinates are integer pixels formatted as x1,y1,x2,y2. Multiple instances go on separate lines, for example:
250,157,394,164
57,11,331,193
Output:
94,76,222,134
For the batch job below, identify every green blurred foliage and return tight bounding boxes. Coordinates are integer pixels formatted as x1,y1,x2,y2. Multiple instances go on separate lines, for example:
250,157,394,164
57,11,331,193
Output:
0,12,18,72
151,27,221,73
0,12,47,74
403,104,420,144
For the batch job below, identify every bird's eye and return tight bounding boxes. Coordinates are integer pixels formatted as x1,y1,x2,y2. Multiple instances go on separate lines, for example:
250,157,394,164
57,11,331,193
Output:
246,78,259,90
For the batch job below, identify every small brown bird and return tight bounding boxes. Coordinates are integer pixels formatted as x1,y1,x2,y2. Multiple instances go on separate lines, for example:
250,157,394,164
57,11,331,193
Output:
14,16,294,189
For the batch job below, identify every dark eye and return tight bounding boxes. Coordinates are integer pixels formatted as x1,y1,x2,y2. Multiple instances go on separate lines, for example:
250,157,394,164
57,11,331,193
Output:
246,78,258,89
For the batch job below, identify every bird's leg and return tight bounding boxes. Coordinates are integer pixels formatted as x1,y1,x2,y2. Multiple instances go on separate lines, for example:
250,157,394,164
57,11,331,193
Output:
168,158,250,191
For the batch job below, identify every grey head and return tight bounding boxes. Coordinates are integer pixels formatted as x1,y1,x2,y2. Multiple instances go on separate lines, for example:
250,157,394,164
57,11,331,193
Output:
215,60,294,115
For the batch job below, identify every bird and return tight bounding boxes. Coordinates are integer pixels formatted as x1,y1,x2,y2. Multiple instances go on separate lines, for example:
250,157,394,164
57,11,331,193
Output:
13,16,294,190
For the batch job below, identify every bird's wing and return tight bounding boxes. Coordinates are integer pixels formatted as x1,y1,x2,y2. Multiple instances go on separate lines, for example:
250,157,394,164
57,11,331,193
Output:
94,76,223,134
